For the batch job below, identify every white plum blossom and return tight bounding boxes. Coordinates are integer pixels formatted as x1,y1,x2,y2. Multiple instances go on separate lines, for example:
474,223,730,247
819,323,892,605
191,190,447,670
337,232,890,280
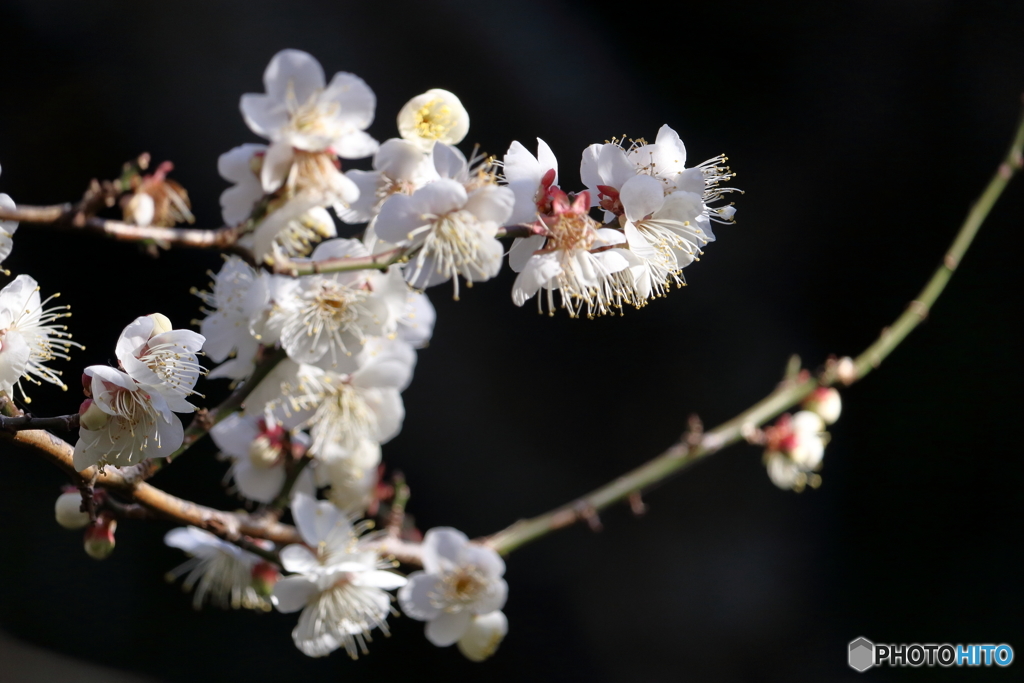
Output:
115,314,206,413
196,256,270,381
287,337,414,461
0,164,18,269
263,238,402,372
375,177,514,296
510,188,632,317
273,493,406,658
338,138,439,225
398,527,508,649
210,412,315,504
240,49,376,197
0,274,79,399
397,89,469,151
581,125,738,225
617,174,713,301
164,526,272,611
73,365,184,470
457,611,509,662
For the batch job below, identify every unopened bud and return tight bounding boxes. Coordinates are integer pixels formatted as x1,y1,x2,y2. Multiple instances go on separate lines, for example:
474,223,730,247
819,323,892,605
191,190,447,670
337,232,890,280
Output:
803,387,841,425
146,313,173,336
835,356,856,385
79,398,110,431
251,561,280,597
84,515,117,560
457,611,508,662
54,490,90,530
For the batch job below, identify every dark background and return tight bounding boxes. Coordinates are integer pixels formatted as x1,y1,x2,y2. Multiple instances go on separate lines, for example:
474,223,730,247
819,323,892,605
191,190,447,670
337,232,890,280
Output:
0,1,1021,681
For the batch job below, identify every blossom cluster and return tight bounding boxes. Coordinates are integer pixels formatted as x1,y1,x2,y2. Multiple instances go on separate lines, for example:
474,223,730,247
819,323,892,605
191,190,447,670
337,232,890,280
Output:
0,46,741,665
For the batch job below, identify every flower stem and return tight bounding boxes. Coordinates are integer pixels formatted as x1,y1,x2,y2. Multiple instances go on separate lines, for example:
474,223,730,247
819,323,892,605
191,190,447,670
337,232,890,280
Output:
485,104,1024,556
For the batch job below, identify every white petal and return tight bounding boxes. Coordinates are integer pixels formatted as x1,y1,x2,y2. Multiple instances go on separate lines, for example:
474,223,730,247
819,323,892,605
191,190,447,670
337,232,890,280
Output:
620,174,665,223
508,234,546,273
422,527,469,573
398,572,443,621
472,578,508,615
280,544,321,574
239,93,289,140
432,143,468,180
264,49,325,103
217,143,267,184
232,458,287,504
457,611,508,662
464,185,514,225
459,543,506,579
354,570,407,590
260,141,295,194
321,71,375,130
273,575,320,613
426,611,473,647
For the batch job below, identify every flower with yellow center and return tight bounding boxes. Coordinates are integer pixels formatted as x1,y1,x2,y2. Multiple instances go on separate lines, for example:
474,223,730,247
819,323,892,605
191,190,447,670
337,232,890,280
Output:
273,493,406,659
399,527,508,650
0,274,80,401
397,89,469,151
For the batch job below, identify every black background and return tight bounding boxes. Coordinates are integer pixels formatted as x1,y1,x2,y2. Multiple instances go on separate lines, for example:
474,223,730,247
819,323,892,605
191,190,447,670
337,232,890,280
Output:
0,1,1021,681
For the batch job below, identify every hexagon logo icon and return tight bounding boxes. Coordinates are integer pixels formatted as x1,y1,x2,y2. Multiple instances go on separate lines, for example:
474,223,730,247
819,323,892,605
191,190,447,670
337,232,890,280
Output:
849,637,875,672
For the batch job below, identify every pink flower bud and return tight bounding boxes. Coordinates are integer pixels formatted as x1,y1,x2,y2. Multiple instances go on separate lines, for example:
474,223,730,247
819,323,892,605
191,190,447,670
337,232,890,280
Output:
84,515,117,560
78,398,110,431
251,562,280,597
803,387,842,425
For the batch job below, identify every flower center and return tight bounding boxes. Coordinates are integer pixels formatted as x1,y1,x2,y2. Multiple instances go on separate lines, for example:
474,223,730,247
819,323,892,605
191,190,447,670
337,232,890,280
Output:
413,98,454,140
248,435,283,469
544,212,597,254
435,566,486,611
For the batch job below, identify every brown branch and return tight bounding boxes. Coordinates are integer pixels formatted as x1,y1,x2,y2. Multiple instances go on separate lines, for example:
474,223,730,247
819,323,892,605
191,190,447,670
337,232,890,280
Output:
0,414,80,432
1,425,301,545
0,202,245,251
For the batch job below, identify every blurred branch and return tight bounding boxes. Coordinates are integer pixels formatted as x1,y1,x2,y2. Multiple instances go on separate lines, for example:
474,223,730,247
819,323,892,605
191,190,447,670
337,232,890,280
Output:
485,103,1024,556
0,201,245,250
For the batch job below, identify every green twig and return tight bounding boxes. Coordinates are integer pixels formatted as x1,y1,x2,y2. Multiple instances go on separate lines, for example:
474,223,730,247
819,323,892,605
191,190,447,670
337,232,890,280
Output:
485,104,1024,556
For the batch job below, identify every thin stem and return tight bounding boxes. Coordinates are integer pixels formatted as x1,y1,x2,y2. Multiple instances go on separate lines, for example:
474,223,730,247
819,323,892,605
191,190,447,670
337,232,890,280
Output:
0,204,245,251
485,105,1024,556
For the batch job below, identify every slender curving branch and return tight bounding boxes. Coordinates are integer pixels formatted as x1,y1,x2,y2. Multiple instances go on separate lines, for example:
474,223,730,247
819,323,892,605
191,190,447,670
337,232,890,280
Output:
0,202,245,250
484,104,1024,555
2,106,1020,570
